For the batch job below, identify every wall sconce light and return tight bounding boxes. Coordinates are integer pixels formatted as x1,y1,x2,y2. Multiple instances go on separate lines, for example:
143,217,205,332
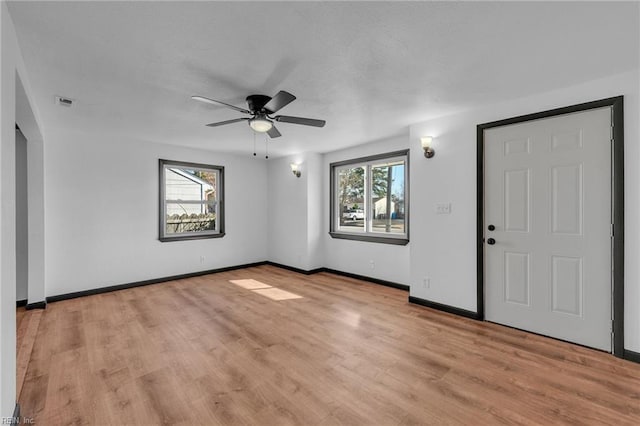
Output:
290,163,301,178
421,136,435,158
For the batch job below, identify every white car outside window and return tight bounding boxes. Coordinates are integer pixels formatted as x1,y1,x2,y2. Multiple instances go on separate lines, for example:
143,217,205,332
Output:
342,209,364,220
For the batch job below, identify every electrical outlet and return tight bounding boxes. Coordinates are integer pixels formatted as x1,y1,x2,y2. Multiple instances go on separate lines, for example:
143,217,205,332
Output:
435,203,451,214
423,277,430,288
200,256,205,264
369,260,375,269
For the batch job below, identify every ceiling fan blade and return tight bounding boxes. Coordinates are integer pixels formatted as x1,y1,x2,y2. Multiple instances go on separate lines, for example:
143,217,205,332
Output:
263,91,296,113
274,115,326,127
267,125,282,138
192,95,250,114
205,118,249,127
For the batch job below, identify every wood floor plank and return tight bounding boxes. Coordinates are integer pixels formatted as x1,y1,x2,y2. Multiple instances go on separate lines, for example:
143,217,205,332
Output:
17,265,640,425
16,308,43,399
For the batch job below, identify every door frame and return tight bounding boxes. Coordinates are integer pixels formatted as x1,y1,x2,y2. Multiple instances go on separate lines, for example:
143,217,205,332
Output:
476,96,624,357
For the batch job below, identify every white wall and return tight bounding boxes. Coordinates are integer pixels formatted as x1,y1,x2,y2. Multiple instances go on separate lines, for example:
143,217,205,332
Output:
267,154,309,269
409,70,640,352
305,152,324,270
267,151,325,270
25,131,44,304
322,135,411,284
15,128,27,301
1,1,22,417
44,131,268,297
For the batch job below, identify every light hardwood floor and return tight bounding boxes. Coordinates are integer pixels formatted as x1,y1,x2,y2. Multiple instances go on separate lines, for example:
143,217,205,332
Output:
18,265,640,425
16,306,43,401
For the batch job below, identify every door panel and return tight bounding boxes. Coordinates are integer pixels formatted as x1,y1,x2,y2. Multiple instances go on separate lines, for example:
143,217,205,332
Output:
504,138,530,155
551,164,582,235
551,256,583,316
504,169,530,232
484,106,611,351
504,252,530,305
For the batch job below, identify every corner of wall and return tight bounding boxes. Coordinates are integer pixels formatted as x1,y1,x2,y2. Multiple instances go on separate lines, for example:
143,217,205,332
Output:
266,154,309,269
0,1,19,417
264,151,325,271
304,152,325,269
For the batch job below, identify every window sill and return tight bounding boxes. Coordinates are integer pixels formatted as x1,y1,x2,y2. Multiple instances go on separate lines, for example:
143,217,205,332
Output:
329,232,409,246
159,232,226,242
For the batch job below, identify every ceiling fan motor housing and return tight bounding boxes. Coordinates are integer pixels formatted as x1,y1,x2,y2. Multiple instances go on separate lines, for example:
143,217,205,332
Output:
246,94,272,114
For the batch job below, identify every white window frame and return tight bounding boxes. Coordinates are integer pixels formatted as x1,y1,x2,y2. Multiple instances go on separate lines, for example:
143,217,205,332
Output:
159,159,225,242
330,150,409,245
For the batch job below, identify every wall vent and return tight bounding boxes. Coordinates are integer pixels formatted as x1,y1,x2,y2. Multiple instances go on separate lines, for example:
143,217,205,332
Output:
55,96,73,107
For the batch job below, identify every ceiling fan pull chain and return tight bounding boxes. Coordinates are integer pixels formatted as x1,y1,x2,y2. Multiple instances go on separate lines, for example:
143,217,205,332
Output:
265,134,269,159
253,131,257,157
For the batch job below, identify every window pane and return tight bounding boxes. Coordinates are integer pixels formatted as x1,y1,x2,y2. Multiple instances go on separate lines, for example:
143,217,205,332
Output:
165,202,216,235
371,161,405,234
165,166,217,203
337,166,365,232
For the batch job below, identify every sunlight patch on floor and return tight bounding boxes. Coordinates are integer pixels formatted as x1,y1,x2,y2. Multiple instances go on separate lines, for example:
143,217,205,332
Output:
229,279,273,290
251,287,303,301
229,279,303,300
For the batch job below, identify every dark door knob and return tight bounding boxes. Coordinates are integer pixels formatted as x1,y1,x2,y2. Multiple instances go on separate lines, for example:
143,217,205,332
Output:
487,238,496,245
488,225,495,231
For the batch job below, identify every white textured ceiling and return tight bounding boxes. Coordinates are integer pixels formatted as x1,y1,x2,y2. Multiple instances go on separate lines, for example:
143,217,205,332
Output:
7,1,639,157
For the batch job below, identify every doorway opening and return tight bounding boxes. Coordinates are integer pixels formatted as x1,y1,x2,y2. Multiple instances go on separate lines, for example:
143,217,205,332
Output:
15,124,28,307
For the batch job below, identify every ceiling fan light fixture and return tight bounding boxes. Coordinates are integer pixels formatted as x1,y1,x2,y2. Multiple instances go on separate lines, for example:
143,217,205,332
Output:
249,116,273,133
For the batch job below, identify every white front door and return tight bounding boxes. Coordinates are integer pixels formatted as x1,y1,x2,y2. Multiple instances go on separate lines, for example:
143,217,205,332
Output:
484,107,612,351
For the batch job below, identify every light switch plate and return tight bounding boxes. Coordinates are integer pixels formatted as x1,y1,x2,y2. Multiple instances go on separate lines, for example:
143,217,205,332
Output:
435,203,451,214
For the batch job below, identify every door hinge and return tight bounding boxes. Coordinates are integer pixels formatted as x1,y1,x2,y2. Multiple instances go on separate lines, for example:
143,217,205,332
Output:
610,106,615,141
610,223,614,237
611,326,615,350
611,320,614,350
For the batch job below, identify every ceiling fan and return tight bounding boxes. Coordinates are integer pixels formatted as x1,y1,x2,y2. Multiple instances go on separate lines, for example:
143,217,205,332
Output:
192,90,326,138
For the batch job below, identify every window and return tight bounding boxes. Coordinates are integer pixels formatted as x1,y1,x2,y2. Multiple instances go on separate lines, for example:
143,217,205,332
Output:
330,150,409,245
159,159,224,241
